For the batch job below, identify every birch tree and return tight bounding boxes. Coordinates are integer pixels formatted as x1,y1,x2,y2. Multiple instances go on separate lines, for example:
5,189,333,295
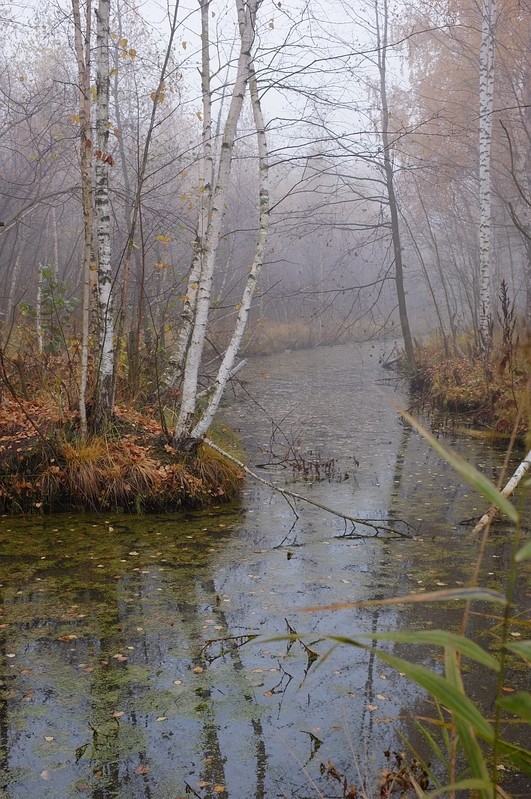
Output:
93,0,115,428
478,0,497,356
172,0,264,448
189,53,269,441
71,0,93,437
161,0,214,394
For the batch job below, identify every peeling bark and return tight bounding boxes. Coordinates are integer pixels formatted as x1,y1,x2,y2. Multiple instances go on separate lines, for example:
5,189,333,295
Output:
173,0,259,446
71,0,93,438
478,0,497,356
191,52,269,441
93,0,115,429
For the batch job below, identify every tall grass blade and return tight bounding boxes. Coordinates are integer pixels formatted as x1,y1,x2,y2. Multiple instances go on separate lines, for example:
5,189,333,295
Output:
515,539,531,562
496,740,531,773
506,640,531,662
353,646,495,741
422,779,493,798
498,691,531,722
306,586,507,613
400,410,519,522
359,630,500,672
444,647,491,799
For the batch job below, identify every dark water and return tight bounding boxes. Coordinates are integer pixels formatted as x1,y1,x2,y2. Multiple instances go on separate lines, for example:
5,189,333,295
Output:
0,343,528,798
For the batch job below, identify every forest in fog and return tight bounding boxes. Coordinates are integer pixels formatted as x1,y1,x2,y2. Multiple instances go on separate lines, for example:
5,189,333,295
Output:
0,0,529,443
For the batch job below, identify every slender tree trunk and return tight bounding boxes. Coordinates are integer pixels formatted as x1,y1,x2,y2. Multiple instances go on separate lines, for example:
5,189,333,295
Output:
478,0,497,356
93,0,115,429
173,0,259,446
36,263,44,354
400,211,448,354
190,49,269,441
376,0,415,369
71,0,94,438
413,180,458,347
161,0,214,392
4,250,22,344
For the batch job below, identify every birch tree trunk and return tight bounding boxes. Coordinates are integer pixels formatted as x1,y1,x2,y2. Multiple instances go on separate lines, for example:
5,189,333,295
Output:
376,0,415,369
478,0,497,356
93,0,115,429
71,0,93,438
190,51,269,441
173,0,259,446
161,0,214,392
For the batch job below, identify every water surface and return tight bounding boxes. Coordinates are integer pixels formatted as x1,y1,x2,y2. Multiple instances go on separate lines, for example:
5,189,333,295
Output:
0,343,528,798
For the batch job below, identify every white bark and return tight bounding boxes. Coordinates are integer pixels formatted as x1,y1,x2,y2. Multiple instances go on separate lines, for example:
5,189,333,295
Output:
162,0,214,391
94,0,115,427
191,53,269,441
71,0,93,438
478,0,497,355
472,449,531,534
173,0,259,445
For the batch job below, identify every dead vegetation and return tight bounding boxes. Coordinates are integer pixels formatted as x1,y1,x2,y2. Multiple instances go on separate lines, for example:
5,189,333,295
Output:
0,395,243,514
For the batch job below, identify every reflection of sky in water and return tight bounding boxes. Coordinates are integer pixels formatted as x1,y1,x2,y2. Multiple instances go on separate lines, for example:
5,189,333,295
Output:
0,343,528,798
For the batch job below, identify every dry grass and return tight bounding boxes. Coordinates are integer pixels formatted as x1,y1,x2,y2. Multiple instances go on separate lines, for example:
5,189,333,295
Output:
0,397,244,513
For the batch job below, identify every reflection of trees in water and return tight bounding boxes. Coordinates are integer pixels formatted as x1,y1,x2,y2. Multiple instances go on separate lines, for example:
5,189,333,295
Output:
0,587,9,785
176,575,267,799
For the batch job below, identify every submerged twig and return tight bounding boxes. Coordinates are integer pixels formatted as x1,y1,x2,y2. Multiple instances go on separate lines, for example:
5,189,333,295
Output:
203,437,415,538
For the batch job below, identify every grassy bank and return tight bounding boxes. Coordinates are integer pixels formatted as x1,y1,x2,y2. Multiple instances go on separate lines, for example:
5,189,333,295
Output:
0,398,243,514
410,331,530,439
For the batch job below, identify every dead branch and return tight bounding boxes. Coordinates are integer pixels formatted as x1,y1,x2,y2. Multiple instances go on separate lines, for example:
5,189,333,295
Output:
202,437,415,539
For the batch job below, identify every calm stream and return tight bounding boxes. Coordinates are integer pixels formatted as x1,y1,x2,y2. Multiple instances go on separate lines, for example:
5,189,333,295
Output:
0,343,528,799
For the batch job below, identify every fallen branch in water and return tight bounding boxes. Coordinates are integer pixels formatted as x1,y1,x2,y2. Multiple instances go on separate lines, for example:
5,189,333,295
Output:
203,437,416,539
472,448,531,534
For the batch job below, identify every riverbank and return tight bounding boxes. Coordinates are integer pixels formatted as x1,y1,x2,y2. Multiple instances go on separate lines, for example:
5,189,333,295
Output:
0,396,243,514
410,334,530,440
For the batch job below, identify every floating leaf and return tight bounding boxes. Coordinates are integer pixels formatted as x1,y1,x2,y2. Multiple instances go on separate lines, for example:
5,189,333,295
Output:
400,409,519,523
